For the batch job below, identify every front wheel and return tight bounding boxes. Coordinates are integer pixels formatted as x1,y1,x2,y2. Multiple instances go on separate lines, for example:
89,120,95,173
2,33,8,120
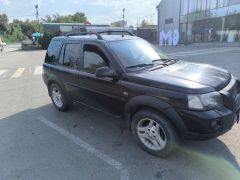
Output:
131,109,179,157
49,83,72,111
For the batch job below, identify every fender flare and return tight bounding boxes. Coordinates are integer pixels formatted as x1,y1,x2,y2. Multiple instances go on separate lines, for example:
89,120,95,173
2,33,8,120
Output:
124,95,187,137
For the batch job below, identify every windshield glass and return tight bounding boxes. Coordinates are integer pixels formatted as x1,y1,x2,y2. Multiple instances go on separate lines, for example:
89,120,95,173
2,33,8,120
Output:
109,39,169,69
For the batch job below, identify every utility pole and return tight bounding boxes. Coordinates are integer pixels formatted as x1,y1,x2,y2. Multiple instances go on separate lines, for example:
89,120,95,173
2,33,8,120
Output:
122,8,125,30
35,4,40,32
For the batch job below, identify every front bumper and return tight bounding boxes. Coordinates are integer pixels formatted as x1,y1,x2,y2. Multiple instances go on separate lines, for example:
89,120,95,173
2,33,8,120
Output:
177,77,240,140
178,107,238,140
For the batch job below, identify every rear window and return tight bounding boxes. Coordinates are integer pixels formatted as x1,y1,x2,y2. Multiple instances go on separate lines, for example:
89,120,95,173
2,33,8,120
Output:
45,40,62,63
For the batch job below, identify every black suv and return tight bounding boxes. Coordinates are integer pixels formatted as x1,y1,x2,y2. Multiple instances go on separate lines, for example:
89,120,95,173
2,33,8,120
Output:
43,31,240,157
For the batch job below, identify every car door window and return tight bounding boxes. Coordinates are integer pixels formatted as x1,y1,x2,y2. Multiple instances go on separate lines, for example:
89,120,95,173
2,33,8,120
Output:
83,44,108,74
63,43,81,69
45,40,61,64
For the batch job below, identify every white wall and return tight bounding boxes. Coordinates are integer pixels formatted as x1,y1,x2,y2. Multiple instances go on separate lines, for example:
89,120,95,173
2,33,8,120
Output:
158,0,181,45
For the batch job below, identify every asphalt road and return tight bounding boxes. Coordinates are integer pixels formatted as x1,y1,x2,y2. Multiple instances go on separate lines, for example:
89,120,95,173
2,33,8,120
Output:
0,45,240,180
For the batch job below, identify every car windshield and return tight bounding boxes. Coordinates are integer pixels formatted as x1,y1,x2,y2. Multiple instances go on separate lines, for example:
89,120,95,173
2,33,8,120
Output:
109,39,169,70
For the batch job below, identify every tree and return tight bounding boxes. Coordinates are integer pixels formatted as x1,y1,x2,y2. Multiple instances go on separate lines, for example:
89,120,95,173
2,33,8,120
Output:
0,14,10,33
141,19,149,27
45,12,87,23
72,12,87,23
44,15,52,22
0,12,88,43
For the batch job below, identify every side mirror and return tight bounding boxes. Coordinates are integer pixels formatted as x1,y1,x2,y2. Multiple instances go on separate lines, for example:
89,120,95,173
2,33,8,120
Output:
95,66,118,79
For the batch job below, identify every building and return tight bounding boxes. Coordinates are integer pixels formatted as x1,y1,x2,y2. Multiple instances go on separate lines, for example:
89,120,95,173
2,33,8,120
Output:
136,26,158,44
42,23,111,35
42,23,134,35
157,0,240,45
110,20,127,27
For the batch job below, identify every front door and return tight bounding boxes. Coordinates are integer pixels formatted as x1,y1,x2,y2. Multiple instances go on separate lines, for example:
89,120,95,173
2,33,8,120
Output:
77,43,127,116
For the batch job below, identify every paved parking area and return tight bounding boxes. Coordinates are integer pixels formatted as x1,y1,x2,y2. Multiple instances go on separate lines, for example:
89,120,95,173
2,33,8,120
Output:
0,46,239,180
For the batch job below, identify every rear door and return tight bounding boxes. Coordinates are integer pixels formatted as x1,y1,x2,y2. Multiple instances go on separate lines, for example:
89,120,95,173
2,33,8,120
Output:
56,42,82,101
76,43,127,116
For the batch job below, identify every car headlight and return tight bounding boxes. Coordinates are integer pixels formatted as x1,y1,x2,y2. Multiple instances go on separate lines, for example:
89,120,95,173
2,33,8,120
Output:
188,92,223,110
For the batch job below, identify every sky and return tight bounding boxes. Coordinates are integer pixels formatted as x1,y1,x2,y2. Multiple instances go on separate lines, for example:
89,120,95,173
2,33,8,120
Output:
0,0,160,26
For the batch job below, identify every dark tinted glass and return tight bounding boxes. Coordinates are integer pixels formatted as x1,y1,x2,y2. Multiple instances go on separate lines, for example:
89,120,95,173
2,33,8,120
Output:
63,44,81,69
45,40,61,63
83,44,108,74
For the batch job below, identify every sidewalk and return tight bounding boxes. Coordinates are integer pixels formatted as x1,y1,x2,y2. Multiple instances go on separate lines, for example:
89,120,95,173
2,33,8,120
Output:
157,42,240,54
2,43,21,53
187,42,240,48
157,42,240,48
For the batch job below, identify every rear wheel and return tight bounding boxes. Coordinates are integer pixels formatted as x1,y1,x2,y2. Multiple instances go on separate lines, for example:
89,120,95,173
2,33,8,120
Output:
49,83,72,111
131,109,179,157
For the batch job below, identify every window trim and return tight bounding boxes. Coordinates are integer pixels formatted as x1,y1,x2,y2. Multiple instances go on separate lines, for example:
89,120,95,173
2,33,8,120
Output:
58,43,66,65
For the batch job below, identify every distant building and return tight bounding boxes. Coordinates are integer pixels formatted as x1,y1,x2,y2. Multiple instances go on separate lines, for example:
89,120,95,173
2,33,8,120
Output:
136,26,158,44
42,22,134,36
110,20,127,27
42,23,110,35
157,0,240,45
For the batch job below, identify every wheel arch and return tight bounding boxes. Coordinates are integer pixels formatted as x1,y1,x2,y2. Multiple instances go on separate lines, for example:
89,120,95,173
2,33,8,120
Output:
124,95,187,138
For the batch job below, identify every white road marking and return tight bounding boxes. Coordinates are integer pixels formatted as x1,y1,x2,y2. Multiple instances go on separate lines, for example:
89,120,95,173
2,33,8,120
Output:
34,66,42,75
0,70,7,77
37,116,129,180
11,68,25,78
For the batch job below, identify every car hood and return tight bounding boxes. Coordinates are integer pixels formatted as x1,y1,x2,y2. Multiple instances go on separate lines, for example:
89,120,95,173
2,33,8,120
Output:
128,61,231,94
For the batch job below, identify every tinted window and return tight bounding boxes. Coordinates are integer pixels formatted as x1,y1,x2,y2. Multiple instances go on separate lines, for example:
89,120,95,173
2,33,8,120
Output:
83,44,108,74
45,40,61,63
63,44,81,69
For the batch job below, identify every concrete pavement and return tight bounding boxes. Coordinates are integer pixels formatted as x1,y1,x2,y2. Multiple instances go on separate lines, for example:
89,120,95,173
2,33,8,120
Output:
0,46,239,180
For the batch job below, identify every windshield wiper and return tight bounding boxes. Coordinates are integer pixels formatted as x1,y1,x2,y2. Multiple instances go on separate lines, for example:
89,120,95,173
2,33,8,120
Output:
152,58,177,65
126,63,154,69
148,59,178,71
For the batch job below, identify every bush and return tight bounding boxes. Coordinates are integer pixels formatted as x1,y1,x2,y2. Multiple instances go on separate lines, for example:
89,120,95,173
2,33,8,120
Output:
39,32,54,50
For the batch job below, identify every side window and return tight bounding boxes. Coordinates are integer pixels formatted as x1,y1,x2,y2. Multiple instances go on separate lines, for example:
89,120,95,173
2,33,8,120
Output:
45,40,61,64
83,44,108,74
63,43,81,69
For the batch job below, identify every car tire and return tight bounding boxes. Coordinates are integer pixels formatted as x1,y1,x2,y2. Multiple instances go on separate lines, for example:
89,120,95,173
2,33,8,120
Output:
131,109,179,157
49,83,72,111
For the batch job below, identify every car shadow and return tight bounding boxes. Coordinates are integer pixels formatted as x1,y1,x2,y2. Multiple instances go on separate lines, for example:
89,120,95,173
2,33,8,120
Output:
0,104,239,180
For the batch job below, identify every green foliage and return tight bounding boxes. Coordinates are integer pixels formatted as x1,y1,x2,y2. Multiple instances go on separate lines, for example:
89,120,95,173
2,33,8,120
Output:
0,12,87,45
0,13,43,43
0,14,10,34
39,32,54,50
44,12,87,23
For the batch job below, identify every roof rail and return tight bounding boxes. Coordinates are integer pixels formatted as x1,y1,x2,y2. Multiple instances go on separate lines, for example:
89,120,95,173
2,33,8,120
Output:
65,32,103,40
97,30,135,36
